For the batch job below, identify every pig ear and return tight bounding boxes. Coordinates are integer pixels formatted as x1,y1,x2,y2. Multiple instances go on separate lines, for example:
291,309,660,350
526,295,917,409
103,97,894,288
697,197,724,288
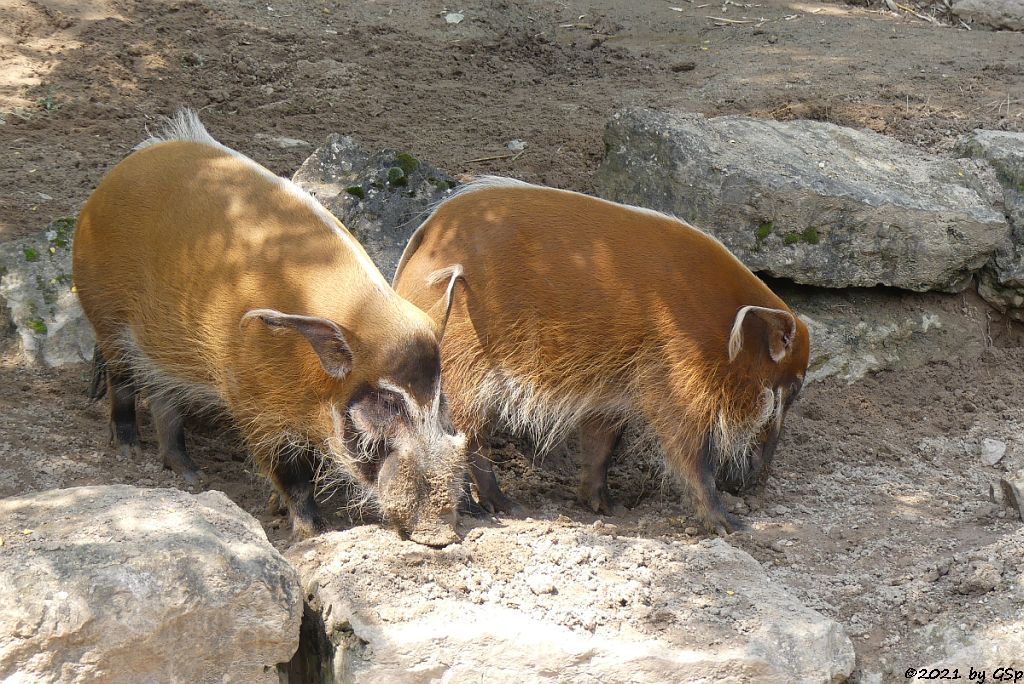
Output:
241,309,354,379
728,305,797,364
425,264,464,344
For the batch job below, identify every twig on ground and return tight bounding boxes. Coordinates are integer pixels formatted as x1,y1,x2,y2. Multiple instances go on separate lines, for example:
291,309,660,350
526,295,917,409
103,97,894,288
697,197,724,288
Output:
706,15,755,22
464,149,528,164
896,2,939,22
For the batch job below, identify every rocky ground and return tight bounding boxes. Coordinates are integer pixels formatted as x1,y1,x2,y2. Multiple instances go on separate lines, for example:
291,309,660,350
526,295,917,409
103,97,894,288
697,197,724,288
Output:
3,0,1024,681
2,342,1022,679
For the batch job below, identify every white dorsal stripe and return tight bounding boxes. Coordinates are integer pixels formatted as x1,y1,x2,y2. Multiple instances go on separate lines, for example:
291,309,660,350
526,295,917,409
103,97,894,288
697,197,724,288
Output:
393,175,754,285
140,109,389,292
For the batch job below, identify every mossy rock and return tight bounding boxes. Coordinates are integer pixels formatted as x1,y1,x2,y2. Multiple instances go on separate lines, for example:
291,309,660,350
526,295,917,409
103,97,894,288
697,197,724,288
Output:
395,153,420,175
387,167,408,187
783,226,821,246
26,318,48,335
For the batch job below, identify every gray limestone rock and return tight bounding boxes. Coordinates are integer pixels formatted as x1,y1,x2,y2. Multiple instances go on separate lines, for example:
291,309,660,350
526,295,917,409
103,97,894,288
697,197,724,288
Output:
292,135,458,282
0,218,93,366
0,486,302,683
957,130,1024,320
594,109,1008,292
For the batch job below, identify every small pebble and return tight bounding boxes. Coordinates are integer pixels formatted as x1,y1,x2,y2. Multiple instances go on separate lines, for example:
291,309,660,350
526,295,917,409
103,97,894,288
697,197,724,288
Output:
980,438,1007,466
526,573,556,595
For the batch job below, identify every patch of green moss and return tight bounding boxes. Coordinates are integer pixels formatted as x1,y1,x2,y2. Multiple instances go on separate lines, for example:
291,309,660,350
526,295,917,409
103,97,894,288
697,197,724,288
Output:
387,166,408,187
395,152,420,175
782,226,821,246
345,185,365,200
808,355,829,372
370,181,384,190
35,275,57,306
755,220,774,241
23,247,39,262
47,216,76,249
27,317,47,335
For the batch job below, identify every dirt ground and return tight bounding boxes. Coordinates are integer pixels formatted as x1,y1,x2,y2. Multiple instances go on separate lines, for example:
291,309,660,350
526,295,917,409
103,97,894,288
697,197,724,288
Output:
2,0,1024,681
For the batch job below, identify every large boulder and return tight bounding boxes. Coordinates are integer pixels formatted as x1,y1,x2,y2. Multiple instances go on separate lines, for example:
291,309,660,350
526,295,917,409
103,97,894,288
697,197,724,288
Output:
951,0,1024,30
286,521,855,683
293,135,458,282
957,129,1024,321
0,218,94,366
0,486,302,683
594,109,1009,292
781,284,999,384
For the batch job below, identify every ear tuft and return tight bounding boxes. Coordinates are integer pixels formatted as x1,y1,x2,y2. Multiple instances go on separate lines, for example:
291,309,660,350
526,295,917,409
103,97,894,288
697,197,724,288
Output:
241,308,354,379
728,305,797,364
425,264,465,344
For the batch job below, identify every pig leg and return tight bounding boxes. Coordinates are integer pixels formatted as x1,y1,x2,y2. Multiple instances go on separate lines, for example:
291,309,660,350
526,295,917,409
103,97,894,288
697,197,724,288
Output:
641,378,744,536
467,435,521,516
686,435,745,536
106,361,141,460
577,417,624,515
271,444,328,540
149,393,203,488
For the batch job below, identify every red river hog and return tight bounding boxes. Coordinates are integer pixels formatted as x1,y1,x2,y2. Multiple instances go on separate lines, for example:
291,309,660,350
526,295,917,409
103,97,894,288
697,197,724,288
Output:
392,178,810,534
72,110,466,545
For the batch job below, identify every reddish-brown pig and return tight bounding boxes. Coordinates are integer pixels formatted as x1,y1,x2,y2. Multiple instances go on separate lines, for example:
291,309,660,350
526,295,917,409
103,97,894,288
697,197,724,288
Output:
392,178,810,534
73,110,466,545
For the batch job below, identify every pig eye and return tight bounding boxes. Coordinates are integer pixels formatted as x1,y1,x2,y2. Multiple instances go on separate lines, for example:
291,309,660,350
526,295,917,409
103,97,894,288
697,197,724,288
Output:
370,389,409,423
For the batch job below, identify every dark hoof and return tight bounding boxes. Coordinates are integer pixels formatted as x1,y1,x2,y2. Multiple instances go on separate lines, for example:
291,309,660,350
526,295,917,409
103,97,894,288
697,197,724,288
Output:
290,513,329,542
266,492,287,516
459,491,488,518
478,489,522,516
162,450,206,488
706,511,747,537
118,442,143,461
578,486,624,516
177,468,207,489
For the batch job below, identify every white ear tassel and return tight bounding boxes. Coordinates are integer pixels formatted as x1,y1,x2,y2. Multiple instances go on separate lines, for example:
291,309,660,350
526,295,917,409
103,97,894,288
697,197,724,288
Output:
426,264,464,344
727,305,755,361
727,305,795,363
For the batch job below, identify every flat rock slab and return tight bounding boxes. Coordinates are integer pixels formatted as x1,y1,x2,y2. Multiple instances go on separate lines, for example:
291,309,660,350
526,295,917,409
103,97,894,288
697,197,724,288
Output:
0,486,302,684
293,134,458,282
287,521,855,684
594,109,1008,292
957,129,1024,320
0,219,94,366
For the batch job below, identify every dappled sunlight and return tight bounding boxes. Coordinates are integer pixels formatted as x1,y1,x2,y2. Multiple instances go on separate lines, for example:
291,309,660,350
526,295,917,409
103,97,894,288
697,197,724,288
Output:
0,0,127,110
